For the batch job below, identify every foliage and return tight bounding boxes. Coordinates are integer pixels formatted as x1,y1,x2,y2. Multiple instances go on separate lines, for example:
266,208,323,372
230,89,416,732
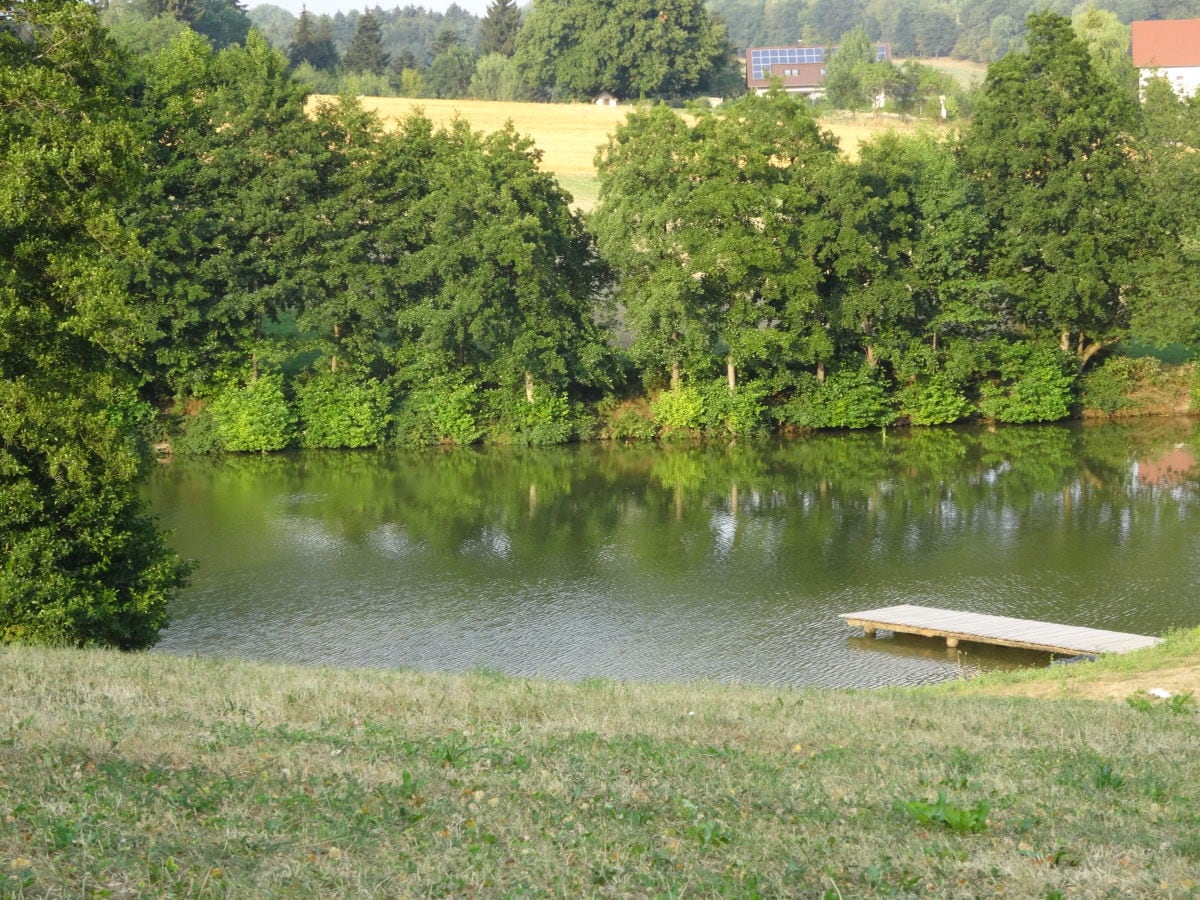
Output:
1079,356,1164,415
650,385,706,436
896,370,974,426
342,12,390,76
779,367,895,430
959,12,1142,368
1,0,190,649
701,381,769,437
486,390,578,446
394,375,482,447
288,8,339,72
479,0,520,57
597,398,658,442
977,344,1076,424
514,0,732,100
295,372,391,449
899,792,990,833
207,373,296,452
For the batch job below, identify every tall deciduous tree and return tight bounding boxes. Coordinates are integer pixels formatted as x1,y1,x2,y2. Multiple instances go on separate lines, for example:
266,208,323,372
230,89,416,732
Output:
593,93,867,390
959,12,1143,368
514,0,730,100
395,120,611,400
1,0,190,648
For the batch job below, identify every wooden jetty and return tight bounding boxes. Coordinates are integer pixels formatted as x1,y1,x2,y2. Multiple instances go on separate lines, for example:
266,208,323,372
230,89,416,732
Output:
840,604,1162,656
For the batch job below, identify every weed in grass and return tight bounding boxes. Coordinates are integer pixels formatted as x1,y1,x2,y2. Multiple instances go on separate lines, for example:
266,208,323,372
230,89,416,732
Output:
1091,763,1126,791
899,792,990,833
1166,690,1195,714
431,732,471,767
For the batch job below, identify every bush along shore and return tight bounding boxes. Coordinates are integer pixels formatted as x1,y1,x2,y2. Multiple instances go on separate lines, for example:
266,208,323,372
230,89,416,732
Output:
2,630,1198,897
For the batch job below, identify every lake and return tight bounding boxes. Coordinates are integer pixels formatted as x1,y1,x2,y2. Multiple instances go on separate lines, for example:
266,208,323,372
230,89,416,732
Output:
146,419,1200,688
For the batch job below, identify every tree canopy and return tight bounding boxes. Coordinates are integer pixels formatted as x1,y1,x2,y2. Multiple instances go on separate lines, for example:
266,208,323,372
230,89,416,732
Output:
514,0,732,100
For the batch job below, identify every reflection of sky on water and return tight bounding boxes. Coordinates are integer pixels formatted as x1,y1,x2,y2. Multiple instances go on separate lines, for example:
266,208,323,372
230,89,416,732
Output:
149,426,1200,689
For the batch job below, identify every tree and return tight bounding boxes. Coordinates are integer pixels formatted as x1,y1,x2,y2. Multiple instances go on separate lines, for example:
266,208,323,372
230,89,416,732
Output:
288,7,338,72
470,51,528,100
342,11,389,76
424,27,474,98
126,30,333,395
1125,77,1200,345
959,12,1143,369
480,0,520,57
1,0,190,648
822,25,876,109
593,93,866,392
394,119,612,404
514,0,731,100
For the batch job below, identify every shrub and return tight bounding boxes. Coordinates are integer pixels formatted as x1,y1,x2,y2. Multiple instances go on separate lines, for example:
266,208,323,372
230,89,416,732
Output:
780,367,895,430
394,375,482,446
896,370,974,426
978,344,1075,424
486,388,577,446
295,372,391,449
650,385,705,436
597,397,657,442
207,373,296,452
701,380,768,437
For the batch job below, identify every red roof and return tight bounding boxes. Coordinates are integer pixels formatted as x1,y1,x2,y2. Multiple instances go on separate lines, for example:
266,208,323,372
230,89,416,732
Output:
1132,19,1200,68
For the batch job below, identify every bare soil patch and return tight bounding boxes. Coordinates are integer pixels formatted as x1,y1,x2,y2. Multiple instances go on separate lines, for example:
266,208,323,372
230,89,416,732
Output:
972,663,1200,703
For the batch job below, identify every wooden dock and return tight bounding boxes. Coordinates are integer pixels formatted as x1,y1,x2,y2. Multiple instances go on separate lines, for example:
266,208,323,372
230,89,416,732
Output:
840,604,1162,656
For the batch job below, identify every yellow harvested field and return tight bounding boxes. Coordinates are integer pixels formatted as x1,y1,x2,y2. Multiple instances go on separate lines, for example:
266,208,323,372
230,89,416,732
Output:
315,96,952,178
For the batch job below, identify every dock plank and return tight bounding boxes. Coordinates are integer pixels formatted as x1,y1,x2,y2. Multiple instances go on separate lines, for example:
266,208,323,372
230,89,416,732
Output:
840,604,1161,656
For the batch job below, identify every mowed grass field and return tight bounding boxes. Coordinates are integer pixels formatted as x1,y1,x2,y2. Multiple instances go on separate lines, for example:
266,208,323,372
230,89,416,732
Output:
316,95,954,209
2,631,1198,896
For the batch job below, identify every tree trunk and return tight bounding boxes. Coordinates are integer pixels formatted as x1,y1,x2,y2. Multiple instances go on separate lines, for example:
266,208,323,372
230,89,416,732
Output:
524,371,535,404
866,344,876,367
1060,330,1071,352
671,361,681,391
816,360,825,384
331,323,340,373
726,354,736,392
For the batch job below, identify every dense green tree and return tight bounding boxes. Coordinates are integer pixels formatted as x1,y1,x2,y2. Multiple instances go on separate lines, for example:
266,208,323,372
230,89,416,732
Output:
514,0,730,100
126,30,333,395
470,51,529,100
822,25,878,109
593,94,868,392
1072,4,1136,96
424,27,475,98
1125,78,1200,345
479,0,520,57
959,12,1143,368
288,7,338,72
395,120,612,403
342,11,389,76
1,0,190,648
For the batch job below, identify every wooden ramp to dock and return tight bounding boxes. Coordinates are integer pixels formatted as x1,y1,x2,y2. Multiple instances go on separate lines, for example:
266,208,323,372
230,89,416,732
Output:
840,604,1162,656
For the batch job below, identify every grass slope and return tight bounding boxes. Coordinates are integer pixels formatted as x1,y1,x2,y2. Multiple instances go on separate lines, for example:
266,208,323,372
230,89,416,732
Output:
2,631,1198,897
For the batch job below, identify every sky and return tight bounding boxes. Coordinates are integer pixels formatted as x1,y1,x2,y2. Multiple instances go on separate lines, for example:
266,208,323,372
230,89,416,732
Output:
249,0,496,19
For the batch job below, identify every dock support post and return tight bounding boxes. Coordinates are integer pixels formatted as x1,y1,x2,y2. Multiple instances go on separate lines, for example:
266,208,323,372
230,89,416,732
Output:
864,627,876,639
946,636,959,648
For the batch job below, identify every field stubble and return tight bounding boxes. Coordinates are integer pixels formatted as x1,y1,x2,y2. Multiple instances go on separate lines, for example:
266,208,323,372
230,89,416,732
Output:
2,631,1198,897
319,96,950,210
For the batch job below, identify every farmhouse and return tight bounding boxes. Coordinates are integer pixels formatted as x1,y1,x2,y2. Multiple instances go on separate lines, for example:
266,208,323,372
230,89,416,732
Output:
1131,18,1200,97
744,43,891,96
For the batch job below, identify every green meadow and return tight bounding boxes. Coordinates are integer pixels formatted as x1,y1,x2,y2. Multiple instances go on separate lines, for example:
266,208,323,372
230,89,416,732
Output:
2,630,1198,897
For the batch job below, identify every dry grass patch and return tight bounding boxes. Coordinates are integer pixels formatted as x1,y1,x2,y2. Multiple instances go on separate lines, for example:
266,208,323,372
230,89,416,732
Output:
3,633,1200,897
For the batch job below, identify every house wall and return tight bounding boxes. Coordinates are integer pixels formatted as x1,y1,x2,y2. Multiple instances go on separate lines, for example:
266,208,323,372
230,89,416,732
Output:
1139,65,1200,97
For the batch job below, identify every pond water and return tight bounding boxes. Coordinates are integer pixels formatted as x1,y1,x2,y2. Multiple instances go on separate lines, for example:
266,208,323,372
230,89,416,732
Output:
146,419,1200,688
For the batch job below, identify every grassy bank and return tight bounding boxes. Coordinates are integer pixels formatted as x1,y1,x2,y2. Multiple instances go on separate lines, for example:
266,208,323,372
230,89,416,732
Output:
2,632,1198,897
